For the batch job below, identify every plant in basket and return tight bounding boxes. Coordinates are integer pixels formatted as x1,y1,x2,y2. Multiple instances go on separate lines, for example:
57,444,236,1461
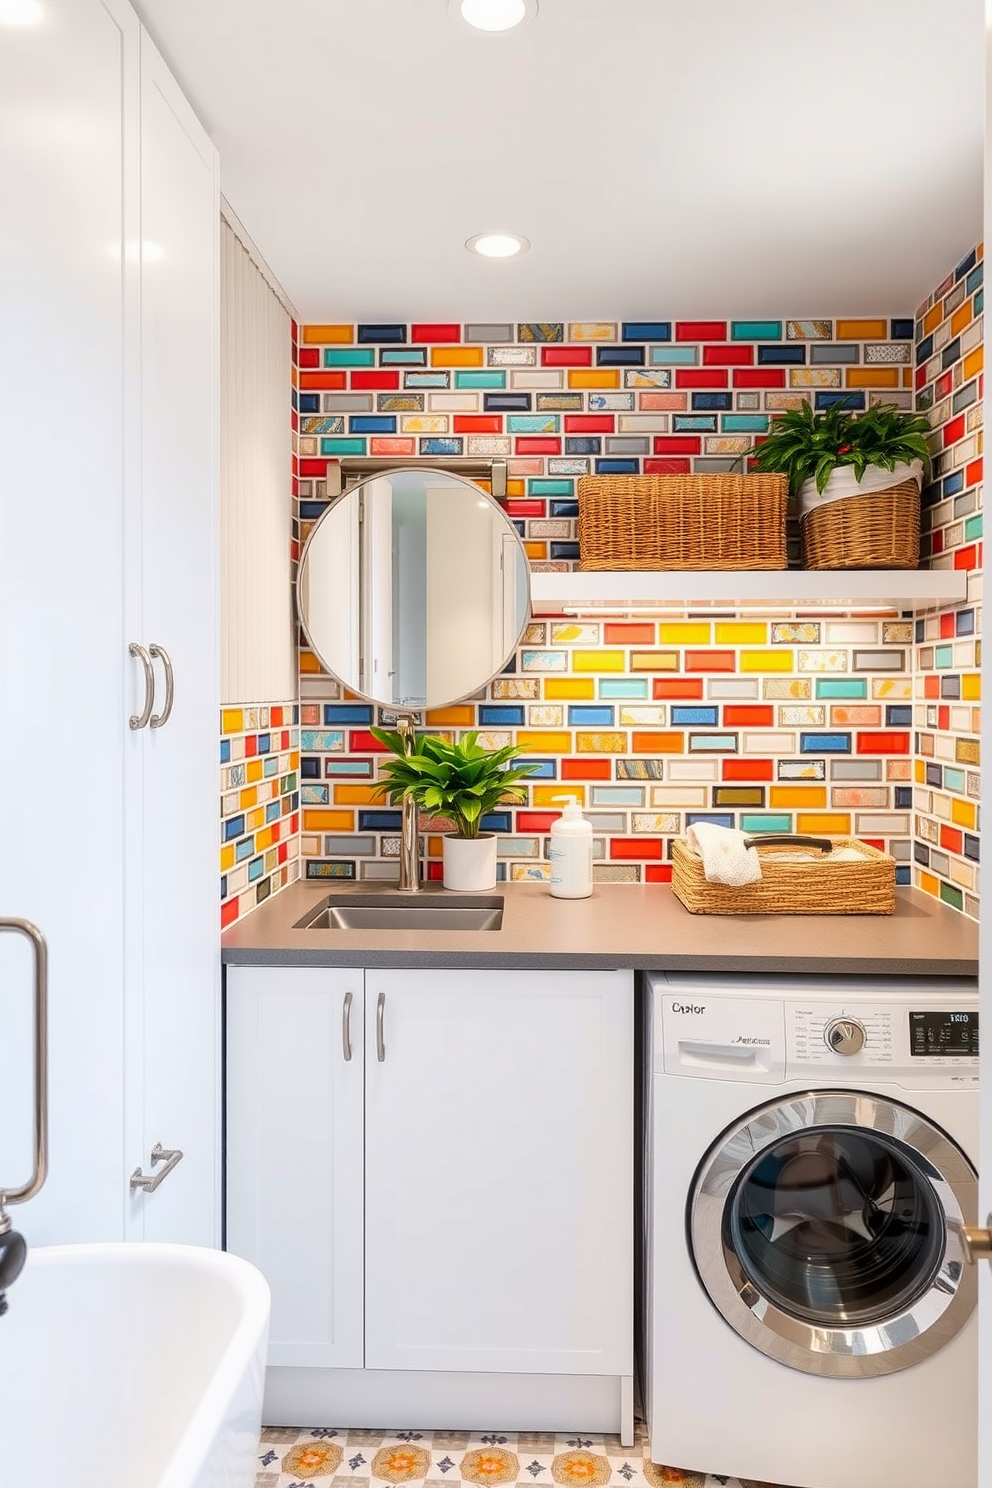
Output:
739,399,933,570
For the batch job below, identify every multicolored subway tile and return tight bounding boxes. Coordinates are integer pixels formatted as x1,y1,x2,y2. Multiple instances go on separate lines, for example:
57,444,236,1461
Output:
220,703,301,928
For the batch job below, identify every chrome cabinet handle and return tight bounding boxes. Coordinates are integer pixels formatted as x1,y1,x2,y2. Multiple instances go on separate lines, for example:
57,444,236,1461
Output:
129,643,154,730
0,919,48,1208
342,990,353,1062
130,1142,183,1193
376,991,386,1062
148,643,174,729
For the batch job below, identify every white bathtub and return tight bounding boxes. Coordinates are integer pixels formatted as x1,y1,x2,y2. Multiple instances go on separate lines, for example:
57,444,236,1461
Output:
0,1242,270,1488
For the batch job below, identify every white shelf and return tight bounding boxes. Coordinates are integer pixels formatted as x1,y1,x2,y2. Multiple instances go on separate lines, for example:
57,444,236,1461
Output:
529,568,969,615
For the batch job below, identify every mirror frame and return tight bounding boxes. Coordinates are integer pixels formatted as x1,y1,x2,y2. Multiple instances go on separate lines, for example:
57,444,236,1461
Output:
296,466,533,714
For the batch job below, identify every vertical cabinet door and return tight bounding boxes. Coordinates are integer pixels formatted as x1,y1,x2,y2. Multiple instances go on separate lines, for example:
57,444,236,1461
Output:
226,967,366,1369
128,31,221,1244
364,968,634,1376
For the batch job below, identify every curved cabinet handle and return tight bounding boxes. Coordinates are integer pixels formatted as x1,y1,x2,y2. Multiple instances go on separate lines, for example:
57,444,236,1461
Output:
148,643,174,729
129,1143,183,1194
376,991,386,1062
342,991,353,1062
129,643,154,730
0,918,48,1207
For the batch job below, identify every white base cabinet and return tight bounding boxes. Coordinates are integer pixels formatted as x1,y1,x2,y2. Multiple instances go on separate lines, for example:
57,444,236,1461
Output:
225,965,634,1441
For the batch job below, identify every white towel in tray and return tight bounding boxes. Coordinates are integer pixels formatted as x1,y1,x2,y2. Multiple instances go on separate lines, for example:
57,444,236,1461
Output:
685,822,762,886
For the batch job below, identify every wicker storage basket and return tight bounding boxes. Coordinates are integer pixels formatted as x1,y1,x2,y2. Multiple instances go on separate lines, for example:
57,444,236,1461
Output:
801,477,921,570
671,835,896,915
577,474,788,570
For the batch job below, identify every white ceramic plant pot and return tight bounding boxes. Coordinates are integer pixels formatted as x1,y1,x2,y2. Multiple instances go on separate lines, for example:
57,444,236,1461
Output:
442,833,497,891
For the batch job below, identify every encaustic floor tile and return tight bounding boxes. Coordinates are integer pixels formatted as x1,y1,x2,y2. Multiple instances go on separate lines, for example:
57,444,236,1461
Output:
253,1425,791,1488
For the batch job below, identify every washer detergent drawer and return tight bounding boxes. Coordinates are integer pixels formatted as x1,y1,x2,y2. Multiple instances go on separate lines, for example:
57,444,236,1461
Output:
646,974,786,1080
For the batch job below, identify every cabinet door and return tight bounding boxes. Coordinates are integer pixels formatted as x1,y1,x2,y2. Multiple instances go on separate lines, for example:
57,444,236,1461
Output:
364,968,634,1375
125,31,221,1245
226,966,365,1368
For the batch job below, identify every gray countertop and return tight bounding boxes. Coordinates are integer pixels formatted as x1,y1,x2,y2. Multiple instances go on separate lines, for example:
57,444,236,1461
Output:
221,881,978,976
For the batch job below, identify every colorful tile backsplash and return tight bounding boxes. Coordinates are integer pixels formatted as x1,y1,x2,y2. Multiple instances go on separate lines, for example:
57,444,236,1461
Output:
914,242,983,917
220,703,301,928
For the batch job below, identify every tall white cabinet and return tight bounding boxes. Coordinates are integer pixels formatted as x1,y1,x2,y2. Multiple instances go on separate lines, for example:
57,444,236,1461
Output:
0,0,220,1247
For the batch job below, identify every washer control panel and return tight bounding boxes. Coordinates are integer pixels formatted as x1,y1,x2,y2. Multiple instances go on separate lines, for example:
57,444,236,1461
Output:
792,1005,896,1064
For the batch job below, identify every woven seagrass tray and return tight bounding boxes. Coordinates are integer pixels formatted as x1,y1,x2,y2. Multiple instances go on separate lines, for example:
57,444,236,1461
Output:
577,473,788,570
671,835,896,915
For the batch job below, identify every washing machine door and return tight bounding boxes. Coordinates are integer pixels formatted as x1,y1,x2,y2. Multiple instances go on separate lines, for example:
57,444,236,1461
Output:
690,1090,977,1378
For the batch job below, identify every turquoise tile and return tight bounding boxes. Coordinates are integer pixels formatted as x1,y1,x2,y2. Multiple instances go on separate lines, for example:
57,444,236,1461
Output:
741,814,793,834
528,479,574,496
509,415,561,433
323,348,375,367
722,414,769,432
974,288,984,316
590,786,645,806
381,348,427,365
965,513,983,541
319,437,367,455
815,678,868,699
935,644,954,668
731,321,783,340
649,345,699,365
455,370,507,389
598,678,649,699
944,767,967,793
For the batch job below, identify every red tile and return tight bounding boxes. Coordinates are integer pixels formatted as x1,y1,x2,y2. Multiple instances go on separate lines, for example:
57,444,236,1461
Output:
291,319,298,340
860,838,885,853
653,678,704,699
352,371,400,390
942,413,965,447
300,459,329,477
542,346,593,366
733,369,787,388
723,758,774,781
935,371,953,402
676,321,727,341
371,437,416,455
505,500,546,517
454,416,502,433
298,347,320,367
644,457,692,475
856,731,910,754
940,611,956,638
518,811,559,831
412,323,460,343
271,707,283,726
938,705,950,731
300,371,347,390
931,528,944,554
289,812,299,834
562,758,612,780
684,650,736,672
674,369,729,388
723,705,774,726
923,675,940,698
966,458,983,487
605,623,656,644
954,543,978,569
610,837,663,860
426,861,444,882
702,344,755,366
515,437,561,454
350,730,389,752
278,842,288,864
244,735,257,757
291,410,299,431
940,824,964,856
564,415,615,432
915,363,928,390
654,436,702,454
221,899,239,929
645,864,673,883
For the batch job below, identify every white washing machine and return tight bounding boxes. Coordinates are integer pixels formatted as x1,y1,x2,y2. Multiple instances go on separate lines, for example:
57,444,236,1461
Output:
643,971,979,1488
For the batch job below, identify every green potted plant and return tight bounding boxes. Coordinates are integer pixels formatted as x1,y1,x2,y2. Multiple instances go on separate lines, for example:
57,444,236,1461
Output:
741,399,933,569
369,727,538,890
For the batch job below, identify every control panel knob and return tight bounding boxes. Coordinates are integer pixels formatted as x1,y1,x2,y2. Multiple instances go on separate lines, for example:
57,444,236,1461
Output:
824,1017,866,1057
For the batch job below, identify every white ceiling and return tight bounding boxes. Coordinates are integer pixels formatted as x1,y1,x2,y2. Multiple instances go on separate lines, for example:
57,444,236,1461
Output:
134,0,985,323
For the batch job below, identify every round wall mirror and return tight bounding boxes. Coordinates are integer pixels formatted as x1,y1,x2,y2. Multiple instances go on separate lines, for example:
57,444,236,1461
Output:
297,467,532,711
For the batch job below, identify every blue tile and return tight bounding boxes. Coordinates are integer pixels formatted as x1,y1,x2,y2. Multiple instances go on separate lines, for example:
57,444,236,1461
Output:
597,346,645,366
599,678,648,699
890,318,915,340
381,348,427,365
757,344,807,364
622,322,671,341
350,416,396,433
406,371,450,388
480,705,526,726
550,500,579,517
956,608,975,636
357,323,407,343
291,389,299,411
688,733,738,752
686,812,735,829
966,263,984,295
672,705,719,726
484,393,532,411
224,814,245,842
518,757,557,779
692,392,733,411
480,812,512,832
298,393,320,413
220,875,227,900
323,704,373,725
800,732,852,753
247,856,265,883
649,346,700,365
567,437,601,455
915,333,933,361
944,767,966,793
568,705,616,726
512,520,525,538
235,837,254,863
257,733,271,754
925,763,943,787
943,470,965,497
358,810,403,831
265,800,281,824
885,706,913,727
673,415,718,433
300,500,329,520
220,739,231,763
893,786,913,809
815,391,865,410
420,437,463,455
301,757,321,779
550,541,581,559
975,288,984,315
955,248,977,280
964,834,980,862
593,459,634,473
895,865,912,886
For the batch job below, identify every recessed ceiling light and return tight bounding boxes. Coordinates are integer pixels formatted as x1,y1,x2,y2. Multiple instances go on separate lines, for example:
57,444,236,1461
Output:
0,0,43,23
450,0,538,34
466,232,530,259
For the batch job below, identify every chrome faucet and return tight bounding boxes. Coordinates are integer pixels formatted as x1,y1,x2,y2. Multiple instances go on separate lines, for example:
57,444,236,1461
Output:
395,714,421,893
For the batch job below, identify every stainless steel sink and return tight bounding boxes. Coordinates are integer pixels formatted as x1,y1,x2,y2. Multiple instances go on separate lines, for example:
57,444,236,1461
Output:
294,894,504,931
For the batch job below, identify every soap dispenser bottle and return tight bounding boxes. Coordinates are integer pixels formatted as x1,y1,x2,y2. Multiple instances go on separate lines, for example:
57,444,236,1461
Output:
549,795,593,899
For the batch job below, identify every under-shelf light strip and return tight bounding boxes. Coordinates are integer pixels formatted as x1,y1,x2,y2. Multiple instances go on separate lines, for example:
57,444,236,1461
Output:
559,604,903,617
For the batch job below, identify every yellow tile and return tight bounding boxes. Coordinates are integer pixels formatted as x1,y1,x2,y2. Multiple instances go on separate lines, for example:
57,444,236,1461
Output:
246,760,264,783
239,786,258,810
952,798,977,830
836,319,888,340
222,708,243,734
770,786,827,809
506,479,526,497
569,322,618,341
741,649,794,671
301,324,354,344
951,302,973,338
715,622,769,644
922,304,943,336
567,369,622,389
659,623,711,644
334,784,381,804
796,812,851,835
533,784,586,808
303,809,355,831
426,706,475,726
963,347,983,381
961,673,981,700
573,649,626,671
919,871,940,898
245,807,265,832
914,759,926,782
430,347,484,367
544,678,596,699
300,650,321,673
845,367,900,388
518,730,573,752
630,650,680,671
577,732,627,753
255,827,273,852
220,844,234,872
525,542,548,560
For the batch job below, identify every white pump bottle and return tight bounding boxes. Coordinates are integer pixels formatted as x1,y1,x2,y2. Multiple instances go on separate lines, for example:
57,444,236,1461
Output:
549,795,593,899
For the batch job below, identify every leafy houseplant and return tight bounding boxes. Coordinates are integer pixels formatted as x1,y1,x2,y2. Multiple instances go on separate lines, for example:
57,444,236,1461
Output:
740,399,933,570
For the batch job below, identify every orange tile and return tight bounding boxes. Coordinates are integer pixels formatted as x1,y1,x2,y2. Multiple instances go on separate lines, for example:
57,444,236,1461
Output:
920,871,940,898
302,324,354,343
769,786,827,809
255,827,273,852
544,678,596,699
303,809,356,832
430,347,484,367
245,807,265,832
533,784,586,807
334,784,382,804
963,347,983,381
301,650,321,673
524,542,548,560
795,812,851,835
567,369,622,389
518,730,573,752
922,304,944,336
426,706,475,726
951,302,973,338
632,731,685,753
845,367,900,388
836,319,888,340
246,760,264,783
239,786,258,810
